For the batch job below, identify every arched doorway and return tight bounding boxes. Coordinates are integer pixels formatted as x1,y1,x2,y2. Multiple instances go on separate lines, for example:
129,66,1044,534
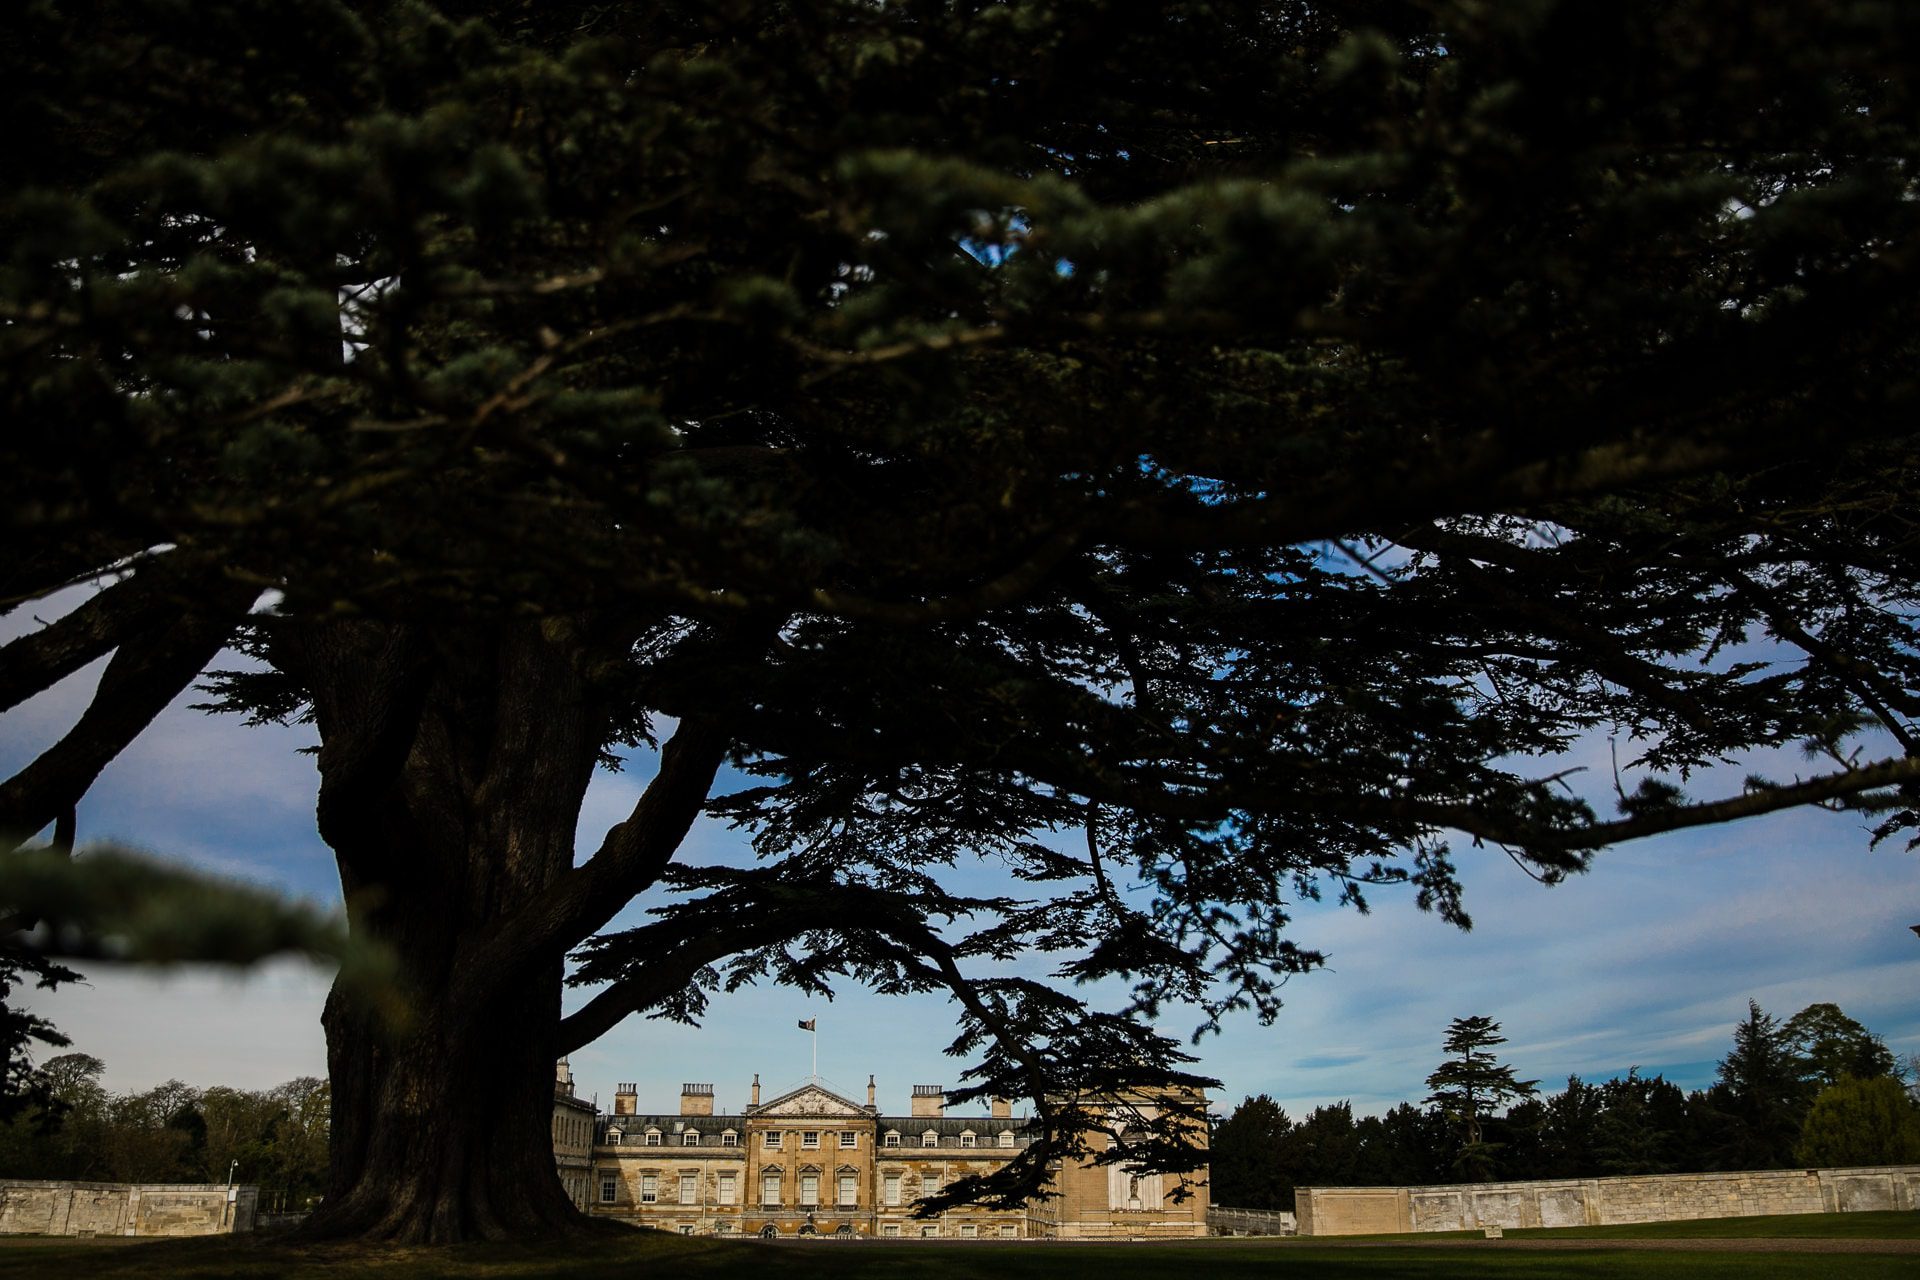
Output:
760,1225,778,1239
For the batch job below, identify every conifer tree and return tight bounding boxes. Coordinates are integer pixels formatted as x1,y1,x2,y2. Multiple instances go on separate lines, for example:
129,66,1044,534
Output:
1712,1000,1814,1168
5,0,1920,1242
1208,1094,1293,1211
1424,1016,1538,1179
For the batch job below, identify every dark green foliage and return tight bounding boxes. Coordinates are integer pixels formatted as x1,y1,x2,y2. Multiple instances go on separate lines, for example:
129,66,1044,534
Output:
1795,1075,1920,1167
1712,1001,1815,1169
1424,1016,1538,1177
0,1054,331,1208
6,0,1920,1238
1782,1003,1900,1088
0,952,75,1127
1208,1094,1293,1210
1212,1002,1905,1203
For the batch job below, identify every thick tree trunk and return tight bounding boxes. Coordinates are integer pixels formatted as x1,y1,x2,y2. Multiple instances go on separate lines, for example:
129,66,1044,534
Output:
291,618,620,1242
311,955,581,1239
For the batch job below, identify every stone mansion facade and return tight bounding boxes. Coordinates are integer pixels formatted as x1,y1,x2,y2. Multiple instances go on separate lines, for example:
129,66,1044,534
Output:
553,1066,1208,1239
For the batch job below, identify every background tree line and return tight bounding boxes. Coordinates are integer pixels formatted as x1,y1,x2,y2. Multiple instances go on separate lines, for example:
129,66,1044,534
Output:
1211,1002,1920,1211
0,1054,328,1213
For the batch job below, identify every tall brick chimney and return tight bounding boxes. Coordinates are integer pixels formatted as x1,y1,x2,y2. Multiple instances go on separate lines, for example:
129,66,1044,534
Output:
751,1073,761,1108
991,1098,1012,1119
911,1085,945,1118
614,1083,638,1116
867,1075,877,1111
680,1083,714,1117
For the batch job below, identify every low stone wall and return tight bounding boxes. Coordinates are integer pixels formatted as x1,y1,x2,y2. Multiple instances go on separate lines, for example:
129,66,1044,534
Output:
1207,1206,1297,1235
0,1181,258,1237
1297,1164,1920,1236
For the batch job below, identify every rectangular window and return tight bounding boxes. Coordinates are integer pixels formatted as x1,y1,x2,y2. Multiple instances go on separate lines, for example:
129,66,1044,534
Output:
882,1224,900,1238
959,1224,977,1238
678,1224,693,1235
721,1132,738,1147
1000,1224,1017,1238
683,1132,700,1146
679,1174,697,1206
920,1224,939,1238
922,1174,942,1200
801,1131,820,1149
800,1173,819,1206
762,1173,781,1206
639,1174,658,1204
645,1131,661,1146
764,1131,783,1149
884,1174,901,1206
883,1132,900,1148
838,1174,857,1206
717,1173,737,1206
600,1178,617,1204
839,1131,857,1149
960,1133,976,1148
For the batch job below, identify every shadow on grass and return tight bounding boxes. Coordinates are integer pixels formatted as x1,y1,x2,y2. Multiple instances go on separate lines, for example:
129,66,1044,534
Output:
2,1231,1917,1280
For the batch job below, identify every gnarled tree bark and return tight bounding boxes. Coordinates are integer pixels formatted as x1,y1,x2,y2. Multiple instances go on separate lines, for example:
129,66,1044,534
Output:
282,616,732,1242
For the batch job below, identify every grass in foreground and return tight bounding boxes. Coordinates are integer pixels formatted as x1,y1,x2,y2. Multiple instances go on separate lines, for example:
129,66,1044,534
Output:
0,1225,1915,1280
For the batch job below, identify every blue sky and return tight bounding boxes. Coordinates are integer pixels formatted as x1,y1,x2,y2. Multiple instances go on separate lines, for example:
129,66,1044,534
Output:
4,591,1916,1122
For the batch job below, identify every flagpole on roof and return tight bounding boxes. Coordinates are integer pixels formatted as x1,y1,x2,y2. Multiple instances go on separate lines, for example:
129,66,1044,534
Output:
799,1016,818,1081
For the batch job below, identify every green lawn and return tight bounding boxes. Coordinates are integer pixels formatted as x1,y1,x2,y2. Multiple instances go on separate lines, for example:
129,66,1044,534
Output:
0,1225,1914,1280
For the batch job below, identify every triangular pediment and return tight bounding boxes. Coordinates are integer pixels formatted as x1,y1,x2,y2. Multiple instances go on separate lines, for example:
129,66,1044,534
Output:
755,1083,868,1117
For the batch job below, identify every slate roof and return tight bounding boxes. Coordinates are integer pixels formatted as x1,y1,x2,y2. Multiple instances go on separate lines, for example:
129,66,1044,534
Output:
599,1113,752,1142
876,1115,1035,1148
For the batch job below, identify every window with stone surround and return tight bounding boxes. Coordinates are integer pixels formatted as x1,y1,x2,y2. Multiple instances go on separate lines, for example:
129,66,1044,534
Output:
998,1131,1015,1148
679,1174,697,1205
682,1131,700,1146
761,1171,781,1206
802,1130,820,1149
721,1130,738,1146
839,1130,858,1148
600,1178,617,1204
838,1173,857,1206
639,1174,658,1204
921,1130,938,1147
718,1173,737,1205
884,1174,901,1206
765,1130,783,1149
800,1173,819,1206
883,1130,901,1147
643,1129,661,1147
959,1130,976,1148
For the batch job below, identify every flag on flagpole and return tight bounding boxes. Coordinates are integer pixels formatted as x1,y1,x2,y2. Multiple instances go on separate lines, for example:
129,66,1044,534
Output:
798,1018,816,1031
